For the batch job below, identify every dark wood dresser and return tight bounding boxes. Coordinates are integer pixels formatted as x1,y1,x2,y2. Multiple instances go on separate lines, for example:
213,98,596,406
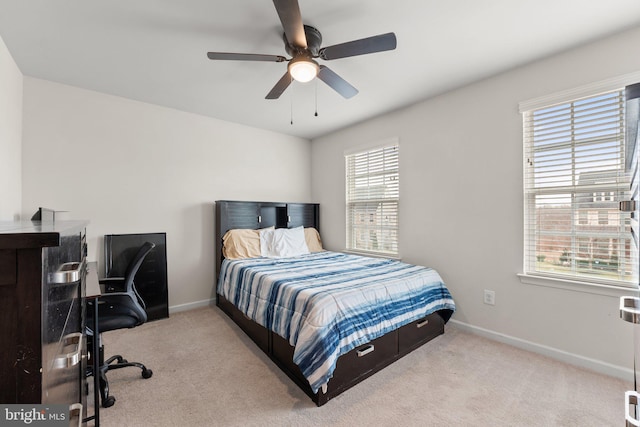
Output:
0,220,88,421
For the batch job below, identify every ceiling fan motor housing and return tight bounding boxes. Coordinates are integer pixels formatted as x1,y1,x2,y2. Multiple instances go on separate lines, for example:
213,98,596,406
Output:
284,25,322,57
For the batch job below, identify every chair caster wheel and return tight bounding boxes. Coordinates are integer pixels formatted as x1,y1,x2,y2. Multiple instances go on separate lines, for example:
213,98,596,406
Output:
142,368,153,379
103,396,116,408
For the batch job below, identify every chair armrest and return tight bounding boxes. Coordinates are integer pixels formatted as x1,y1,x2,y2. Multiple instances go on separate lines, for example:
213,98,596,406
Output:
99,277,126,293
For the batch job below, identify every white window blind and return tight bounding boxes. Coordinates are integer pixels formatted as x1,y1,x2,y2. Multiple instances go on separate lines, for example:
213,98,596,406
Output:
523,89,636,286
345,143,399,255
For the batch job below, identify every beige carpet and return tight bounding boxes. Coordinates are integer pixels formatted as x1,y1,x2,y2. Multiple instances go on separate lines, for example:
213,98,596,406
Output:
89,306,630,426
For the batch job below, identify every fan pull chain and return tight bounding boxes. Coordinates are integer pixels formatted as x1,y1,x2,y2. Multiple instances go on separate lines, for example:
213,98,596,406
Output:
290,89,294,125
314,79,318,117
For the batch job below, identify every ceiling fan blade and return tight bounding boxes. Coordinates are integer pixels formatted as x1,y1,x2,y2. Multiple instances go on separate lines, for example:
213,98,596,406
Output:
319,32,397,60
207,52,287,62
317,66,358,99
272,0,307,49
266,72,293,99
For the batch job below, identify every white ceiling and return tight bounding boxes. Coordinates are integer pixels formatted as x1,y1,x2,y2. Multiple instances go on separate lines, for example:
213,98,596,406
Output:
1,1,640,140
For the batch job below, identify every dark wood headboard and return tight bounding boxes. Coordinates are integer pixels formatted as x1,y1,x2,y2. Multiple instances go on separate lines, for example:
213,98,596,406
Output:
214,200,320,280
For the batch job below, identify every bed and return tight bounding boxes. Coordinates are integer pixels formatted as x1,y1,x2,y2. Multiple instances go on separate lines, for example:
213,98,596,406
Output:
214,200,455,406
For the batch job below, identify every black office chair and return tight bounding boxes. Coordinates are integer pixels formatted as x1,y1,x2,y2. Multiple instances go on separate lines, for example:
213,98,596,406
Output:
87,241,155,408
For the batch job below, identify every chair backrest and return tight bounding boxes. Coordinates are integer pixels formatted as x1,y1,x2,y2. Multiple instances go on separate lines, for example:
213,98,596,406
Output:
90,241,156,333
123,241,156,307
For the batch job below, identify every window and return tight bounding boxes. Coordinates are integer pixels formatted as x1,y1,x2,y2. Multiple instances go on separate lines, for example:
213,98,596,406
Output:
345,141,399,256
523,89,636,286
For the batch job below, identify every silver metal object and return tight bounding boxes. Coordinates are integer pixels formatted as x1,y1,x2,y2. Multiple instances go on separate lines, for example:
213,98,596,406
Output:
52,333,83,369
626,390,640,426
49,261,84,284
417,318,429,328
357,344,375,357
620,200,637,212
69,403,83,427
621,297,640,324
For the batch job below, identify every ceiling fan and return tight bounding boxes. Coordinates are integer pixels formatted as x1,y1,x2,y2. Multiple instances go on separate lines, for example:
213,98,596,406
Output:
207,0,397,100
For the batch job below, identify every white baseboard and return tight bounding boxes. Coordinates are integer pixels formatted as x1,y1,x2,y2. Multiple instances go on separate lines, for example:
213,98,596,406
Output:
163,303,633,381
449,319,634,382
169,298,215,314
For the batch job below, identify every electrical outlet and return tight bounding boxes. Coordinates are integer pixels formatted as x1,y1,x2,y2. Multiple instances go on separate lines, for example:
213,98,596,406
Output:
483,290,495,305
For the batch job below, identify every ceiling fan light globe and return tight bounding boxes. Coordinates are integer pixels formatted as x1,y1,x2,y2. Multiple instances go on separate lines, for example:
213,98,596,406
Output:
288,58,319,83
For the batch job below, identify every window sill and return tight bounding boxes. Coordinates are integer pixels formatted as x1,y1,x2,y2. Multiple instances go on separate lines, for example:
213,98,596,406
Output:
343,249,401,260
517,273,637,298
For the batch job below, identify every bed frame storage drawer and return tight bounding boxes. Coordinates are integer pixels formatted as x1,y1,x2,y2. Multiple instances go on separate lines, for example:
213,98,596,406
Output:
329,331,398,392
271,325,399,399
235,313,269,353
271,332,312,393
218,296,269,353
398,312,444,354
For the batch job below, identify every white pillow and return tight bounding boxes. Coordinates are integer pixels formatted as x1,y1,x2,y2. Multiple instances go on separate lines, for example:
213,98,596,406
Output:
259,228,276,257
260,226,310,258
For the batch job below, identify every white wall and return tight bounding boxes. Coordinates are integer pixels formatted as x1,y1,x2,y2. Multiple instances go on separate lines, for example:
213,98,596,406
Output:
8,23,640,377
0,35,22,220
311,26,640,376
21,78,311,311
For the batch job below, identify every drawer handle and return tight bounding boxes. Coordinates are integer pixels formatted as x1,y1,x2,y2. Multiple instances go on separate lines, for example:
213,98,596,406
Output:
620,297,640,324
417,318,429,328
53,332,83,369
626,390,640,426
49,261,85,284
69,403,83,427
357,344,375,357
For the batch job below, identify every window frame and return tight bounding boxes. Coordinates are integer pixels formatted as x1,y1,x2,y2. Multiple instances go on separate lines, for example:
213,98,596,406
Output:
521,87,636,290
344,139,400,257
